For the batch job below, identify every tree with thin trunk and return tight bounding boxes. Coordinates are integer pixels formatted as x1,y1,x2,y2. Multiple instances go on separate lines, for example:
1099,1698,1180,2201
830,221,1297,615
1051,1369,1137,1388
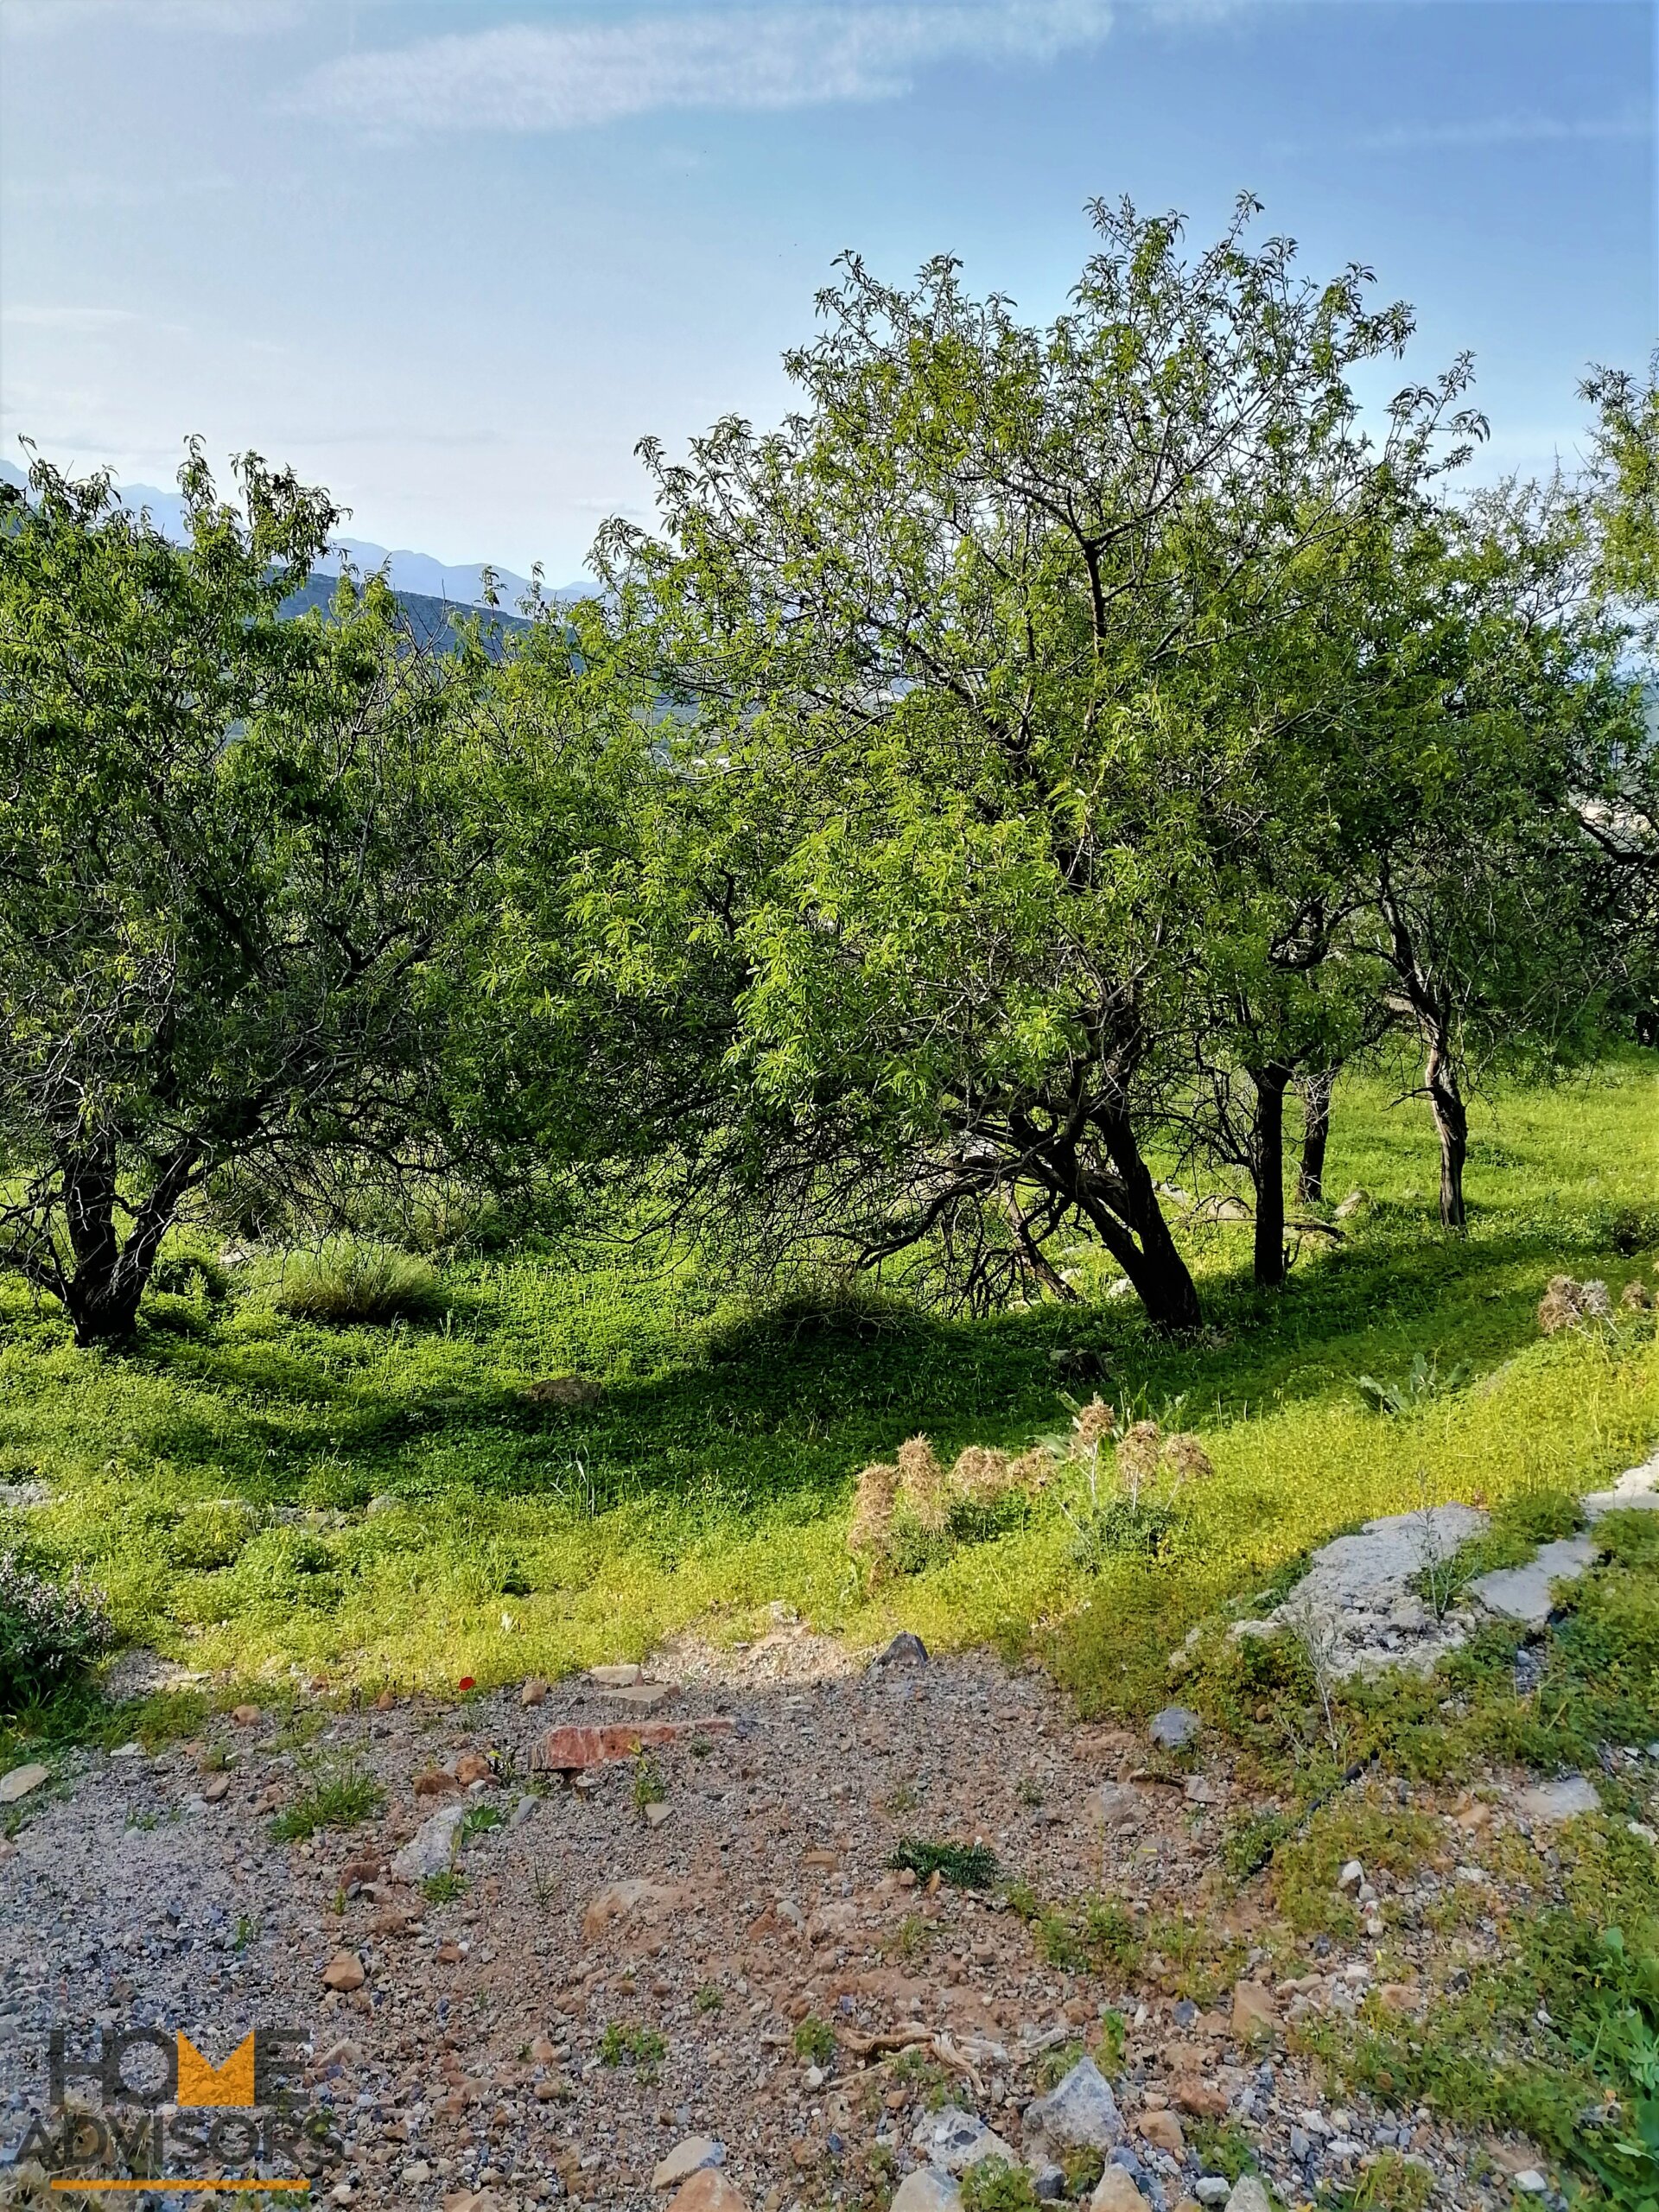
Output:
0,448,512,1344
1296,1068,1338,1205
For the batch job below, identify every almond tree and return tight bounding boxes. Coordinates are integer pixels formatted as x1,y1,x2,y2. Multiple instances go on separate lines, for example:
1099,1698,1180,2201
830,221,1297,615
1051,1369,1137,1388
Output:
588,198,1480,1328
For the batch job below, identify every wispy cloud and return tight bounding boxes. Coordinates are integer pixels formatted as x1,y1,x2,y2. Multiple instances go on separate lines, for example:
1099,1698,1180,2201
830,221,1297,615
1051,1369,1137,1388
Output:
1344,111,1651,154
292,1,1116,136
1,306,150,332
2,0,303,35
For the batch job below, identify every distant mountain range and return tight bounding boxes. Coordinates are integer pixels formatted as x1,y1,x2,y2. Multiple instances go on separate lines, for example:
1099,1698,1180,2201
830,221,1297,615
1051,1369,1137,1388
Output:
0,460,588,609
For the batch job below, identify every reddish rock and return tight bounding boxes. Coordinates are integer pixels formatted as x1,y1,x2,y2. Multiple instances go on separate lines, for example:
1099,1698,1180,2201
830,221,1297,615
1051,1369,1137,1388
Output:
666,2173,747,2212
454,1752,493,1787
414,1769,461,1797
533,1719,734,1772
321,1952,365,1993
1171,2075,1229,2118
232,1705,261,1726
520,1678,549,1707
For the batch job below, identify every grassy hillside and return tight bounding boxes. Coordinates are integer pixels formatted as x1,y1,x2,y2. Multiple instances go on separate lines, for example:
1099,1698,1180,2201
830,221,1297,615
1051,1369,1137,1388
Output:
1,1057,1655,1706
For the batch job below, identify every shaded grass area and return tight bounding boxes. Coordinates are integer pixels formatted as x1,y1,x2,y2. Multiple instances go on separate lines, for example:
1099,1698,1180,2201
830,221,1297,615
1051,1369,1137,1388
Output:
0,1057,1654,1709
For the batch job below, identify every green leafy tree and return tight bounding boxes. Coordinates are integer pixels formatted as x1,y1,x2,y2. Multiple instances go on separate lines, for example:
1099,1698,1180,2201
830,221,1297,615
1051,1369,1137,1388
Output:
589,198,1480,1327
0,447,508,1344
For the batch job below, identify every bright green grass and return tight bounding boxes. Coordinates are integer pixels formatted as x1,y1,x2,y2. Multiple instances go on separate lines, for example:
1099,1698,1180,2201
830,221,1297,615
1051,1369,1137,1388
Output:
0,1057,1655,1707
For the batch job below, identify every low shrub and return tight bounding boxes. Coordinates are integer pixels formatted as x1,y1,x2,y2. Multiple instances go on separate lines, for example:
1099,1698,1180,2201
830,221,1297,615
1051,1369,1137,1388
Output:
268,1240,444,1325
0,1549,112,1713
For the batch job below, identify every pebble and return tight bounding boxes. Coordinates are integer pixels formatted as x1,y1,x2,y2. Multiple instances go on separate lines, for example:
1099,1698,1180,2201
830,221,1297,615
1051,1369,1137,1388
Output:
0,1764,49,1803
1195,2180,1231,2203
890,2173,962,2212
664,2173,747,2212
1025,2055,1125,2152
876,1631,930,1666
321,1952,365,1992
1093,2168,1148,2212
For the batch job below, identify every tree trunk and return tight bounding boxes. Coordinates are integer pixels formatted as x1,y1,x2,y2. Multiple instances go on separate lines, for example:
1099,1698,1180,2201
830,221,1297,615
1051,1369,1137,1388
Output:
1088,1109,1204,1333
58,1140,196,1346
1248,1062,1291,1290
1296,1067,1336,1205
1424,1035,1468,1230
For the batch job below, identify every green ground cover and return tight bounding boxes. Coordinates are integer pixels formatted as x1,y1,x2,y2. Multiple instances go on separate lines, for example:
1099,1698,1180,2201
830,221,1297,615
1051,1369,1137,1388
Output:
0,1057,1654,1706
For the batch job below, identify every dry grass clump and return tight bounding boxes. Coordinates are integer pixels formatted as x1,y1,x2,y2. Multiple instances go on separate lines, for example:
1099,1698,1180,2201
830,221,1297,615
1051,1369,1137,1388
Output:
849,1433,1057,1579
897,1434,950,1535
1622,1278,1654,1312
1538,1274,1615,1334
848,1459,900,1570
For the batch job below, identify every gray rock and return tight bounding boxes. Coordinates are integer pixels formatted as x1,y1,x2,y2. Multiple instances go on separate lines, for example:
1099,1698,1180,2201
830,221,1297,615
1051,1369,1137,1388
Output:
1469,1536,1598,1627
1333,1189,1371,1218
0,1763,49,1804
1093,1782,1144,1828
1584,1452,1659,1520
390,1802,469,1881
1031,2166,1069,2202
1514,1775,1600,1822
1196,2180,1232,2203
1263,1504,1490,1680
877,1631,930,1667
891,2173,963,2212
1148,1707,1201,1753
911,2106,1018,2174
1225,2177,1274,2212
1023,2054,1125,2152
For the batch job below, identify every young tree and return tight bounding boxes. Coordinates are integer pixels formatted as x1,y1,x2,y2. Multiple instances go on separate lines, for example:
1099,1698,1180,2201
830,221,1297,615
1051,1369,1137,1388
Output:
588,198,1480,1328
0,448,510,1344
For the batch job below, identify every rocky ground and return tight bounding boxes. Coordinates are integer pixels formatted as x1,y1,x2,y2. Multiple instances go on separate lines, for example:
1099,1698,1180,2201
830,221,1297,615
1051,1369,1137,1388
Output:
0,1553,1624,2212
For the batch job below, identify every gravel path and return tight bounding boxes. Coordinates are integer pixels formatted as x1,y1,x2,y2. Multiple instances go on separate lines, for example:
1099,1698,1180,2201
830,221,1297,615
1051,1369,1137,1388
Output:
0,1618,1581,2210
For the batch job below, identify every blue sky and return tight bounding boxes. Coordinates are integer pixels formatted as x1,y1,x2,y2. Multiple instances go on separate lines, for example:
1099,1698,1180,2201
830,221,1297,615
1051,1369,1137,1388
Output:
1,0,1652,581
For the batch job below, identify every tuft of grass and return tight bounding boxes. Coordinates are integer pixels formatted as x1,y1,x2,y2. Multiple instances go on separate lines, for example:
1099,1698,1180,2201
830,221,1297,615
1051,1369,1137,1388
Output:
1356,1353,1471,1417
960,2160,1042,2211
598,2021,666,2071
267,1759,384,1842
889,1836,1001,1890
792,2015,836,2065
422,1870,466,1904
694,1983,724,2014
267,1240,445,1326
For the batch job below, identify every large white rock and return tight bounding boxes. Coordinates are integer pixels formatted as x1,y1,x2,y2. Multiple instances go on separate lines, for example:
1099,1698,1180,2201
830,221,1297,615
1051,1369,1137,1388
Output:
1023,2056,1125,2152
390,1802,468,1881
1469,1537,1598,1627
1225,2177,1274,2212
1514,1776,1600,1822
1584,1452,1659,1519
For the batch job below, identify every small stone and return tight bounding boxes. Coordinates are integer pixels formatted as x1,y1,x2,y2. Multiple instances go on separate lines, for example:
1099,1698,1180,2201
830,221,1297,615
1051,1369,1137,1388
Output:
201,1774,230,1804
520,1678,548,1707
0,1764,49,1804
414,1768,461,1797
391,1802,469,1882
1513,2172,1548,2196
1024,2056,1124,2152
1139,2111,1185,2156
1515,1776,1599,1822
1334,1189,1370,1218
110,1742,145,1761
1032,2168,1069,2202
876,1631,930,1667
664,2174,747,2212
1092,2169,1147,2212
1148,1707,1201,1752
1337,1859,1364,1892
1288,2127,1311,2160
321,1952,365,1992
652,2137,724,2191
1195,2182,1231,2205
232,1704,261,1726
1378,1984,1421,2013
1184,1776,1227,1805
454,1752,493,1788
890,2174,963,2212
1230,1982,1275,2037
645,1801,672,1829
598,1682,676,1709
591,1662,644,1687
534,1719,731,1771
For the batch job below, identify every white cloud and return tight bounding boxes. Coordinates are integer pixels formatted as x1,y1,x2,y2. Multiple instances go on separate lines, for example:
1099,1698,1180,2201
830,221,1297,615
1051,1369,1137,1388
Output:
1,0,303,35
1,306,150,331
292,1,1116,136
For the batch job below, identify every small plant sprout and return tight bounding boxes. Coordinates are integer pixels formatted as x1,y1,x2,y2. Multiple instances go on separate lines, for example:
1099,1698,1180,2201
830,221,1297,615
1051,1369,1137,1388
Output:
793,2015,836,2066
528,1861,559,1916
631,1749,666,1815
1281,1589,1347,1764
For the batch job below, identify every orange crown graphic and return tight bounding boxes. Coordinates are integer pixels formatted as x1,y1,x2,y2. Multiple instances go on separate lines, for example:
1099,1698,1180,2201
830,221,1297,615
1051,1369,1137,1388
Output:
175,2031,257,2108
